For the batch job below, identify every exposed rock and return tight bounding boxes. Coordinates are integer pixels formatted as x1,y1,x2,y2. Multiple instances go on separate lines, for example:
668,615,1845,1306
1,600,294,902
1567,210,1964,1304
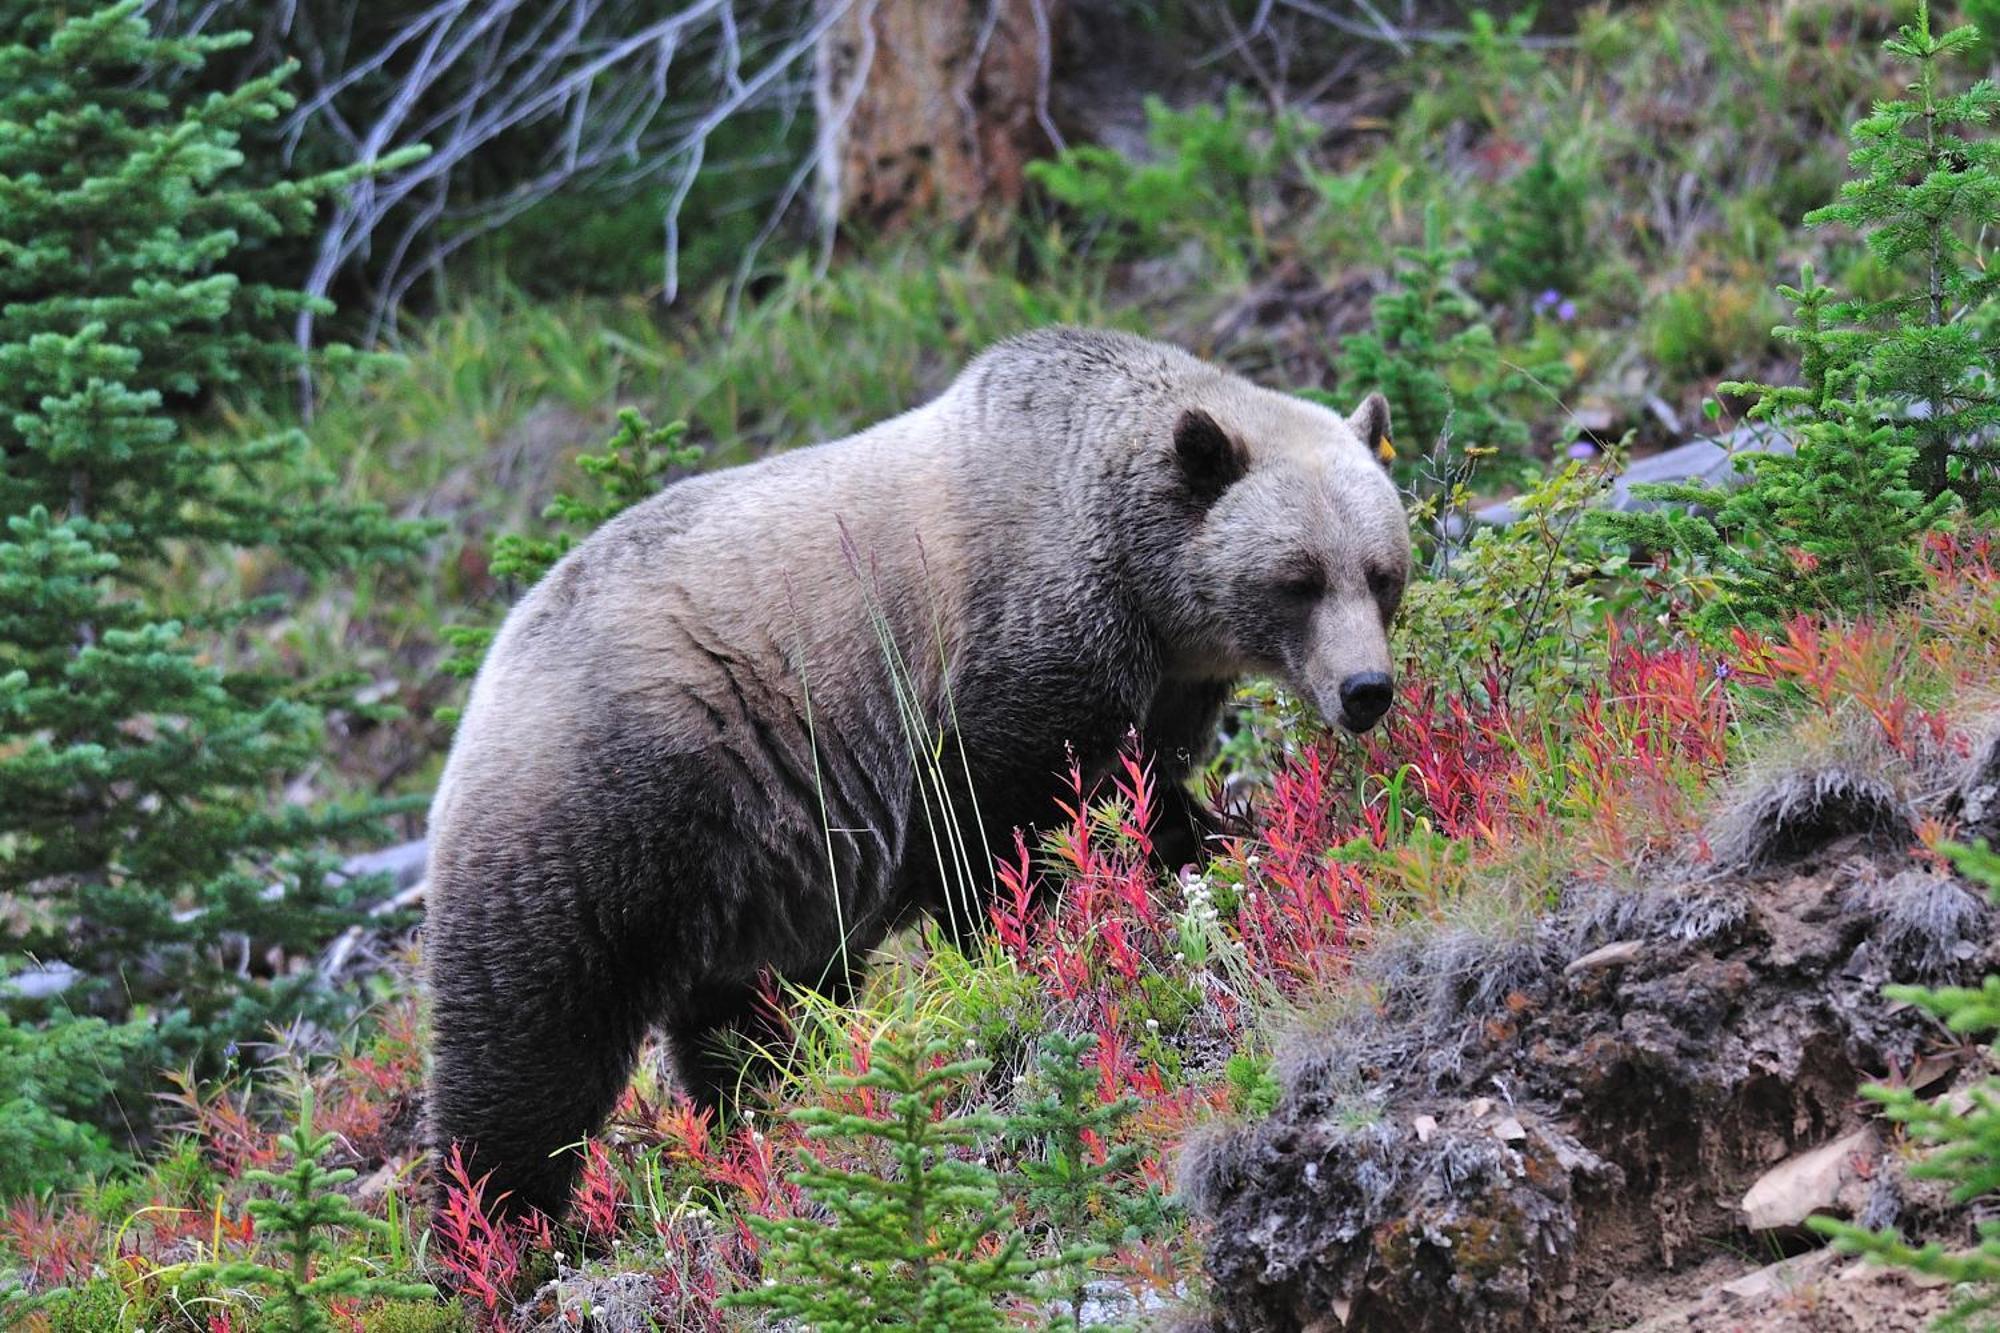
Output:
1474,426,1794,527
1623,1249,1956,1332
1188,1112,1617,1333
1739,1125,1878,1231
0,959,79,1000
352,1162,400,1203
1562,939,1643,976
1956,722,2000,847
338,838,430,893
1603,426,1792,511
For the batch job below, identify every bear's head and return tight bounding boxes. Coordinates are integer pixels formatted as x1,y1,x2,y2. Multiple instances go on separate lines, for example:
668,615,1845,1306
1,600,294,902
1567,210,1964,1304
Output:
1162,388,1411,734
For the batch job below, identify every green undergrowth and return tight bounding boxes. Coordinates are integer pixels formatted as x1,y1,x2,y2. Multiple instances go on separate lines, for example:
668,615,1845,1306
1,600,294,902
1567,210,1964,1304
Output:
214,236,1121,531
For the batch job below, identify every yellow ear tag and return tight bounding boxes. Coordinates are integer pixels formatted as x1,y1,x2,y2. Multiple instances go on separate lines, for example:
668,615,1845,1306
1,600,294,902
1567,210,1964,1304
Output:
1375,435,1396,464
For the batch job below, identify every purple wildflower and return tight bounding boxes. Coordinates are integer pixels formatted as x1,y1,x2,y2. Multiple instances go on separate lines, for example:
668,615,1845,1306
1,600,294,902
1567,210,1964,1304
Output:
1557,299,1577,322
1566,439,1598,460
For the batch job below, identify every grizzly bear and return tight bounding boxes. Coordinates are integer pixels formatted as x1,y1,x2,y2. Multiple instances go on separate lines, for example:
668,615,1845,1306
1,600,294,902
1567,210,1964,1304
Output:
424,328,1410,1218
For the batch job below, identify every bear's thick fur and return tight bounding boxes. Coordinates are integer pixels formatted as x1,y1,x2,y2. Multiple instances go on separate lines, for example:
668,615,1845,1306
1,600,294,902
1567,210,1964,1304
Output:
424,328,1409,1217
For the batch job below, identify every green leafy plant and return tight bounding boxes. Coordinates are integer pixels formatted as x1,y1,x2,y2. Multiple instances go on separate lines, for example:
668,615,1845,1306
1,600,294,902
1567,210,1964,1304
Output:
1814,840,2000,1329
1805,1,2000,503
1398,9,1543,138
5,1278,126,1332
359,1298,476,1333
1006,1031,1167,1328
1223,1050,1283,1119
1,1265,222,1331
1602,269,1950,631
725,1023,1058,1331
1027,90,1306,270
0,0,428,1117
1333,205,1567,474
1644,263,1786,382
1402,452,1621,706
440,408,698,689
181,1085,434,1332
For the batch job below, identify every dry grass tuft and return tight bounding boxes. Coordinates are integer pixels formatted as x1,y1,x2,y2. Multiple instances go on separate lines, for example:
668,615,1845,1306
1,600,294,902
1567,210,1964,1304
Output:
1953,716,2000,849
1174,1119,1250,1221
1707,744,1914,874
1843,868,1990,979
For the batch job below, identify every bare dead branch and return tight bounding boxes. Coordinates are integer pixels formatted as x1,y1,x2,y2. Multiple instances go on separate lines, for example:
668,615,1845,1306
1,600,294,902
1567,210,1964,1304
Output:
155,0,842,390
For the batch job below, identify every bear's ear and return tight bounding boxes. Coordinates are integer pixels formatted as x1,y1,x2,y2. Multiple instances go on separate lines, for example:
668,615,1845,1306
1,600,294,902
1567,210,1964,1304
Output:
1174,408,1248,503
1349,392,1394,468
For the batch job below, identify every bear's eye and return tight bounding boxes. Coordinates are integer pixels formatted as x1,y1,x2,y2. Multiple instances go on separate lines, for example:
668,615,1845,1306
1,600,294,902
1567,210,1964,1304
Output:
1366,563,1405,624
1272,563,1325,601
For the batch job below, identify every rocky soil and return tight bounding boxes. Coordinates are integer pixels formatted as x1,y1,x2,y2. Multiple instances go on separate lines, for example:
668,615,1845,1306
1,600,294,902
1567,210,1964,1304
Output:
1175,730,2000,1332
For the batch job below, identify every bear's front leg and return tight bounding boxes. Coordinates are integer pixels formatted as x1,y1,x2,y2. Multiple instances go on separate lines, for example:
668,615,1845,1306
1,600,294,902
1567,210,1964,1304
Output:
1149,778,1246,872
1142,678,1241,872
427,933,656,1221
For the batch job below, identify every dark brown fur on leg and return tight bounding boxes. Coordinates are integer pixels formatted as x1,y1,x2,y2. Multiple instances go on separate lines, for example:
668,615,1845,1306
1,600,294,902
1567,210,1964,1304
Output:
427,948,655,1220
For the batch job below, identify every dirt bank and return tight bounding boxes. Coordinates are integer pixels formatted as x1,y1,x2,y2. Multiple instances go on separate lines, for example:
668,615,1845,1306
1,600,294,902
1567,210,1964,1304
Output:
1178,743,1999,1331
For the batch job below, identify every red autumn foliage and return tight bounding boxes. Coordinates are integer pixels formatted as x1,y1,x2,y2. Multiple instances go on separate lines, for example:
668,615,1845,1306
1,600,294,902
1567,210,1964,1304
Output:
433,1143,552,1322
157,1070,284,1181
1,1197,97,1286
572,1138,627,1248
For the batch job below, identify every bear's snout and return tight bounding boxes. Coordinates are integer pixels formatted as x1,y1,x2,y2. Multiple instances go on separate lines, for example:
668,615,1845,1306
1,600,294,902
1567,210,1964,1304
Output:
1337,671,1395,733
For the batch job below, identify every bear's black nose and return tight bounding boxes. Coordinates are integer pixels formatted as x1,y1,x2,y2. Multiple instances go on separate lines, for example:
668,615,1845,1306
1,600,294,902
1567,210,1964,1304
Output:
1338,672,1394,732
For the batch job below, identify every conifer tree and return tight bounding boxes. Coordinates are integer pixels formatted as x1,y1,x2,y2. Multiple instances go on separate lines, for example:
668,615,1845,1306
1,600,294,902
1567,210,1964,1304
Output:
1601,269,1950,630
1476,140,1591,301
1594,6,1992,624
183,1085,436,1332
0,1,425,1070
1335,205,1564,472
1807,1,2000,503
0,991,145,1198
1007,1031,1165,1330
726,1025,1059,1331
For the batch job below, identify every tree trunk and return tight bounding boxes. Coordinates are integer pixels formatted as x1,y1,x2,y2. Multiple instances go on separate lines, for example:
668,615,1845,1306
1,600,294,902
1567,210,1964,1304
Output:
814,0,1064,232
